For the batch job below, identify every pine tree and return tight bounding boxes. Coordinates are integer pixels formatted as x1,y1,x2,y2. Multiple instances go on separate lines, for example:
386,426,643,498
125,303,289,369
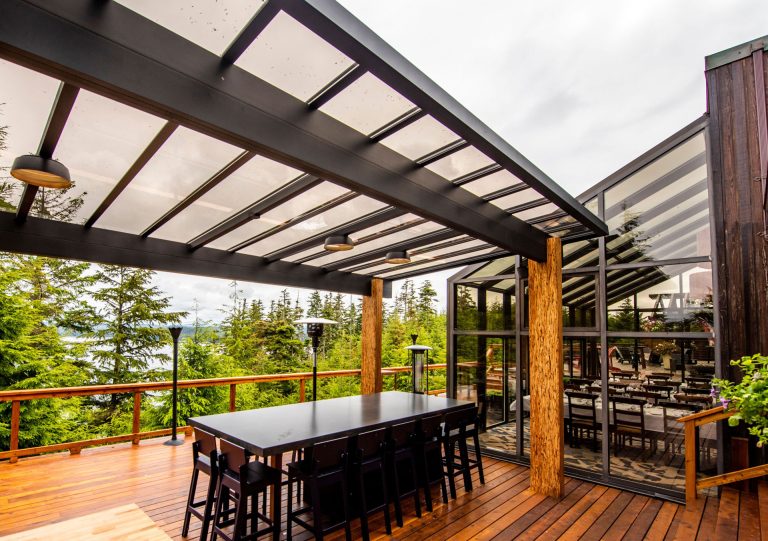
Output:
90,265,184,410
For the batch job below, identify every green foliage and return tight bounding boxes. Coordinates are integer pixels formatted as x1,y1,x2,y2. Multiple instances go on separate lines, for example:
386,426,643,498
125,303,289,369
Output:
713,354,768,447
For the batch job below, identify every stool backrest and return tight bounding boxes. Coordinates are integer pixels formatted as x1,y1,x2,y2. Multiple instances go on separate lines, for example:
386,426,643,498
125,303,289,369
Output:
389,420,417,449
193,428,217,460
357,428,387,460
219,439,249,474
312,437,349,472
419,414,443,441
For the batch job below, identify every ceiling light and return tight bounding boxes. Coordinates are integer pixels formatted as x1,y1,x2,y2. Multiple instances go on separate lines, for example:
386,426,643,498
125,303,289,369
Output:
10,155,71,189
324,234,354,251
384,250,411,264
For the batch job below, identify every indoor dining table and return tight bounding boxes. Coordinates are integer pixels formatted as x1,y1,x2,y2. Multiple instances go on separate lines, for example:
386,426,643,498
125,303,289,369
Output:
188,391,473,540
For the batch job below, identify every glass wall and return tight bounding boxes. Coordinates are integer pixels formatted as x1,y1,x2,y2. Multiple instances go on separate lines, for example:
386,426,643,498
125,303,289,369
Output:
448,126,718,500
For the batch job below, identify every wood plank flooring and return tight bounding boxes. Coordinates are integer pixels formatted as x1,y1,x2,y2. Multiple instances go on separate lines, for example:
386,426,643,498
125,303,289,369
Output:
0,437,764,540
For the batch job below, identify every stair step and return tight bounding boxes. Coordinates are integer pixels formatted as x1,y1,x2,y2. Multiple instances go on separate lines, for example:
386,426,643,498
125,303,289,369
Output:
714,487,740,540
758,481,768,541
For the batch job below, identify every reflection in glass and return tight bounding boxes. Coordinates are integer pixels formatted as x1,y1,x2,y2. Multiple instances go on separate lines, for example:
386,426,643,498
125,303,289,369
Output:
562,274,597,328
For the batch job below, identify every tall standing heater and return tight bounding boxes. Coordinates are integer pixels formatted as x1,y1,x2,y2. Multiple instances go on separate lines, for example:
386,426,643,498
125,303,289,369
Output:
405,334,432,394
294,317,338,401
165,326,184,446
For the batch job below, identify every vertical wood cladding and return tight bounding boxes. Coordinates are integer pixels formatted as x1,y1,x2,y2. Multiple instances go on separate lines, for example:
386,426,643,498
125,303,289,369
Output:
707,47,768,374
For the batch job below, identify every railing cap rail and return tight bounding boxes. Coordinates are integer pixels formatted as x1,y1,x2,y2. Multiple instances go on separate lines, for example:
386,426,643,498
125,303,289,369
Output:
676,405,726,424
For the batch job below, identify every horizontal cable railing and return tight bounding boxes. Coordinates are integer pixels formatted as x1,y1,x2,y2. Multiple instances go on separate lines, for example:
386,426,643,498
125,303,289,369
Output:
678,405,768,504
0,364,447,463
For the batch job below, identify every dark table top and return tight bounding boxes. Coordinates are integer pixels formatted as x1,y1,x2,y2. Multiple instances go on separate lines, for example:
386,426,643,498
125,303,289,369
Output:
188,391,473,456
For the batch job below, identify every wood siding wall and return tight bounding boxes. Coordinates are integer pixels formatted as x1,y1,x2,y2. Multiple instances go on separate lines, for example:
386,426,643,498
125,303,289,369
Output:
706,47,768,373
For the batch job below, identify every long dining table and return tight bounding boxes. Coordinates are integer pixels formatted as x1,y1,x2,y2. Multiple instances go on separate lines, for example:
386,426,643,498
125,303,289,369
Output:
188,391,474,540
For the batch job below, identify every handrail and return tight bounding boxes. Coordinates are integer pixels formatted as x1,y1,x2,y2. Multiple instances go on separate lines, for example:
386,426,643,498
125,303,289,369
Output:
0,364,447,463
678,405,768,504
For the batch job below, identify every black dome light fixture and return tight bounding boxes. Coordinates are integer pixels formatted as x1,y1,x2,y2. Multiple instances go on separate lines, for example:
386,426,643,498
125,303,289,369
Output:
324,234,354,251
384,250,411,264
11,154,71,189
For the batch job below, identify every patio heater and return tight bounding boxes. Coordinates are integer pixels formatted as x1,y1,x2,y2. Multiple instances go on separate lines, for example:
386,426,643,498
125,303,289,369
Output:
405,334,432,394
165,326,184,446
294,317,338,401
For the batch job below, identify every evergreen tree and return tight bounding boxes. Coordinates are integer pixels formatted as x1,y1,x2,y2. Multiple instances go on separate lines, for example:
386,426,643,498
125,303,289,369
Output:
90,265,184,410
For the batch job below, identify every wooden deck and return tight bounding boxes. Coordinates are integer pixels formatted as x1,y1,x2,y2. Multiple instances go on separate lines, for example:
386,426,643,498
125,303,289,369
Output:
0,437,765,540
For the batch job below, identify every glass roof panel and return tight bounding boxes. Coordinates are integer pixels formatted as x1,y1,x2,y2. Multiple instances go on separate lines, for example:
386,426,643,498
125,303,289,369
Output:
351,238,489,273
372,246,499,278
306,220,444,267
488,188,540,210
461,170,521,197
536,214,577,232
283,213,423,262
54,90,166,224
237,196,388,256
151,155,303,243
425,146,495,181
235,11,355,101
319,72,415,135
206,182,349,250
379,115,459,160
467,256,516,278
97,127,242,234
115,0,261,55
513,202,559,222
0,60,60,212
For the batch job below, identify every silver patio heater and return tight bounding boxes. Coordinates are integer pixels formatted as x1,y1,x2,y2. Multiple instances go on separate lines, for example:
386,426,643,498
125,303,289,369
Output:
294,317,338,401
165,326,184,446
405,334,432,394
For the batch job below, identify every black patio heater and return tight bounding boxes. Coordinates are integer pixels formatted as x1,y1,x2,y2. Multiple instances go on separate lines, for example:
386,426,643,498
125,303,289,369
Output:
165,326,184,446
294,317,338,401
405,334,432,394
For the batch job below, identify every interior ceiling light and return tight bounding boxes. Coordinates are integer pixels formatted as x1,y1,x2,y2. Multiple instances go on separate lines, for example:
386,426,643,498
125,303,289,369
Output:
384,250,411,264
10,155,71,189
324,234,354,251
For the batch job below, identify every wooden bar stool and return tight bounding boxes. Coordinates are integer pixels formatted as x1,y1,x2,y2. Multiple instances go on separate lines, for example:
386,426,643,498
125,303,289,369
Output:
442,406,485,498
211,440,281,541
415,414,448,512
182,428,219,541
352,428,391,540
286,437,352,541
386,421,421,527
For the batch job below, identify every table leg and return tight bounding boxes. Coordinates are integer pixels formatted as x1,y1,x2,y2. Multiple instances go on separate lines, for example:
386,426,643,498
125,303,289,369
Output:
270,453,283,540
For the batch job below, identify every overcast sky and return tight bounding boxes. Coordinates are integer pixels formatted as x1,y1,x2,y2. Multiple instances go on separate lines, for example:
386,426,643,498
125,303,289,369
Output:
156,0,766,323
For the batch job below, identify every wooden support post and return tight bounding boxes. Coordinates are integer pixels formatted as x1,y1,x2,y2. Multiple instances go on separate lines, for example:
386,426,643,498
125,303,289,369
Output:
299,379,306,403
361,278,383,394
685,419,697,504
10,400,20,464
131,392,141,445
528,237,564,499
229,384,237,412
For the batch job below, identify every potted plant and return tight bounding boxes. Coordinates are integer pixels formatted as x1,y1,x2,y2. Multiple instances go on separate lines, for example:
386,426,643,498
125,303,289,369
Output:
654,341,678,370
712,354,768,448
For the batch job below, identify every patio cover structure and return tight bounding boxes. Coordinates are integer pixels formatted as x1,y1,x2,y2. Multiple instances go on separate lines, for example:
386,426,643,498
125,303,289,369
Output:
0,0,606,498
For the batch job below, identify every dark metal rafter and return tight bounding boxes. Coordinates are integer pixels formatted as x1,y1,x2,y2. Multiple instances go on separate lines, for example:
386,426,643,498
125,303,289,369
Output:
343,235,475,273
368,107,425,141
227,191,358,253
275,0,607,237
379,249,507,282
221,1,281,66
85,121,178,228
188,174,321,250
0,0,551,260
16,81,79,223
141,151,255,238
307,63,365,109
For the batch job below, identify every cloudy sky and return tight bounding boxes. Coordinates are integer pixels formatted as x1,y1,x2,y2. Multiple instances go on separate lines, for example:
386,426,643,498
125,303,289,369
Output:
155,0,765,322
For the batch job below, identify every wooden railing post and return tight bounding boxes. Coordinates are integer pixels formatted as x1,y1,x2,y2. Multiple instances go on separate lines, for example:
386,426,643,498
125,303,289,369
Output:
131,392,141,445
10,400,20,464
299,379,306,403
229,384,237,412
684,418,696,504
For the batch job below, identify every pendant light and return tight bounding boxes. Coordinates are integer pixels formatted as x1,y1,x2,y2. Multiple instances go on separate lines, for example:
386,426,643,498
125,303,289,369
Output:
324,234,354,251
11,155,71,189
384,250,411,264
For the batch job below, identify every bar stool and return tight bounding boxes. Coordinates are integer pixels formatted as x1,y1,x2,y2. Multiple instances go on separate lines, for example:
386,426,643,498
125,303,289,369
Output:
182,428,219,541
386,420,421,527
352,428,391,540
442,406,485,498
211,440,281,541
415,414,448,512
286,437,352,541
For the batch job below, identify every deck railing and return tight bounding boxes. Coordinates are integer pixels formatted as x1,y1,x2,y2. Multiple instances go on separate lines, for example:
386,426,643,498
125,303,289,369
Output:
678,405,768,504
0,364,446,463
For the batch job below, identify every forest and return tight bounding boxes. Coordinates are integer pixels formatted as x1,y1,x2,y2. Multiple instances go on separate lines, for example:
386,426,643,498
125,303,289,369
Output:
0,252,446,451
